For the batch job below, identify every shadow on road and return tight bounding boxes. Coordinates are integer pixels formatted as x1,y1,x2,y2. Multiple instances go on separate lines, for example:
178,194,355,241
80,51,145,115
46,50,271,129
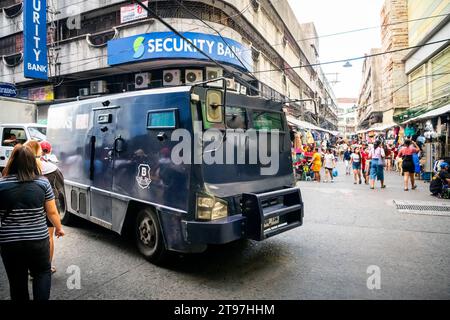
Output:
65,214,291,281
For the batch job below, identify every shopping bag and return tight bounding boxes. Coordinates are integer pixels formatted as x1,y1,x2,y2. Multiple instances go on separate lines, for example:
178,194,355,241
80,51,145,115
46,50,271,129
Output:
412,153,421,173
332,168,338,177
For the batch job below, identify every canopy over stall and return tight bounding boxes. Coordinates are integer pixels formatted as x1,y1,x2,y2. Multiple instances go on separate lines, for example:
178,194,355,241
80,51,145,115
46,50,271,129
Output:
286,115,338,135
401,103,450,124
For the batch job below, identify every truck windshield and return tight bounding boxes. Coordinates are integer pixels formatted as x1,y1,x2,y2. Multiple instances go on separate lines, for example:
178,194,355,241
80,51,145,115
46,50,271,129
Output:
29,127,47,141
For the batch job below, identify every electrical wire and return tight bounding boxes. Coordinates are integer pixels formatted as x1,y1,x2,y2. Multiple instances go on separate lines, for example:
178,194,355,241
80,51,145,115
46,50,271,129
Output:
252,38,450,74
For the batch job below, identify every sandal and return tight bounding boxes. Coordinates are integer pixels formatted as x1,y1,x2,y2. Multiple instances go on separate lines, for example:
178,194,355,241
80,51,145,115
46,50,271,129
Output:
404,188,409,191
381,185,386,189
412,185,417,190
51,266,57,274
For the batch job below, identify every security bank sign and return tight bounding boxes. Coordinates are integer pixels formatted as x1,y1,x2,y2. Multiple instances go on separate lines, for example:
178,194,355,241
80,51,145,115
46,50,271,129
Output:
24,0,48,80
107,32,253,72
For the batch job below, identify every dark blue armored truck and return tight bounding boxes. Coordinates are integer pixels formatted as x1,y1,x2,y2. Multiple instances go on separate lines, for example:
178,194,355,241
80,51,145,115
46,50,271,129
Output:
47,85,303,262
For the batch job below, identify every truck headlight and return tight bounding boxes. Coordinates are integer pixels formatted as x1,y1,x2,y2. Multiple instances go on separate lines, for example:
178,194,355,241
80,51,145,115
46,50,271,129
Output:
196,194,228,221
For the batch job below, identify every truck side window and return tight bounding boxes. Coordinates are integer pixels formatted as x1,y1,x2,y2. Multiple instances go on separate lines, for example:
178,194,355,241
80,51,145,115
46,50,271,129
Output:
147,109,177,129
226,106,247,130
252,111,284,131
2,128,26,146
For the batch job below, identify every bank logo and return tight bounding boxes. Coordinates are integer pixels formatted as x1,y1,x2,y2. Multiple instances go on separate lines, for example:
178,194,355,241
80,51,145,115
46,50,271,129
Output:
133,36,146,59
136,164,152,189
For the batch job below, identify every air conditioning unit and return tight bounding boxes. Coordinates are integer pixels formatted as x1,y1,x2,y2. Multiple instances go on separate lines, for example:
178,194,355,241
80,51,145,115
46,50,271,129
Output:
240,85,247,95
234,82,241,93
206,67,223,88
135,73,151,89
225,78,236,91
163,69,181,86
79,88,89,96
185,69,203,84
90,80,107,94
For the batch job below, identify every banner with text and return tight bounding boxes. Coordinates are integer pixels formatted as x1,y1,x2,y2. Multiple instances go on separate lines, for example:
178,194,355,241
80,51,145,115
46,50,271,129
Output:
107,32,253,72
24,0,48,80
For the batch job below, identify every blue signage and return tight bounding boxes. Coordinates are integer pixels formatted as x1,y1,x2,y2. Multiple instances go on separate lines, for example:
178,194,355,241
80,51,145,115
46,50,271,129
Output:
0,83,17,97
23,0,48,80
107,32,253,72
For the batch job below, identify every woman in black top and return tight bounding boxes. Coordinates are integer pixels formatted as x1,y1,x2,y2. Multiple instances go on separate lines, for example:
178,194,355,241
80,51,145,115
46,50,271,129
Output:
0,144,65,300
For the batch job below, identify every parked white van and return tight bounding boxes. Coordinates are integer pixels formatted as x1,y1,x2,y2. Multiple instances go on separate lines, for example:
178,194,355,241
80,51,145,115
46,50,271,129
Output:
0,123,47,169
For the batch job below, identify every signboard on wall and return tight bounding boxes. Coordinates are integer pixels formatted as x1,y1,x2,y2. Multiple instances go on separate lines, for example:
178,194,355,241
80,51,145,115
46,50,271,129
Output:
120,1,148,24
0,83,17,97
28,85,54,101
23,0,48,80
107,32,253,72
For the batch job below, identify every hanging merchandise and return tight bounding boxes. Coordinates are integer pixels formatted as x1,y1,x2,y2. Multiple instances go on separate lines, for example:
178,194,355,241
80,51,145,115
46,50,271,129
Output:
424,120,437,140
437,117,442,135
306,130,314,145
398,127,405,142
294,132,303,151
394,126,400,137
405,125,416,138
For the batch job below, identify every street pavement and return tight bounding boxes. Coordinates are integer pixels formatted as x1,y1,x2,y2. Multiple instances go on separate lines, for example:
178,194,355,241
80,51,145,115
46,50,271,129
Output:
1,162,449,300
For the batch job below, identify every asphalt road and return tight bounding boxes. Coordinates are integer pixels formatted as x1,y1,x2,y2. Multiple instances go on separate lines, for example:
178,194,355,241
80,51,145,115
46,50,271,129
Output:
1,163,449,300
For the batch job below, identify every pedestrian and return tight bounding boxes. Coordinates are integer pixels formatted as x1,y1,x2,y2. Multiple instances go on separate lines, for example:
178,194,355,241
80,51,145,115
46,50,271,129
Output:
361,146,369,184
343,147,352,175
310,147,322,183
398,139,420,191
350,147,362,184
323,148,335,183
430,162,450,198
25,140,66,274
368,140,386,189
40,140,59,163
0,144,65,300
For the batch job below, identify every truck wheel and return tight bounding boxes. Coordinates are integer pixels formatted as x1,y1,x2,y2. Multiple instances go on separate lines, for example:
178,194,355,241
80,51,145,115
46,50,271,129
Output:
135,208,168,264
58,193,72,225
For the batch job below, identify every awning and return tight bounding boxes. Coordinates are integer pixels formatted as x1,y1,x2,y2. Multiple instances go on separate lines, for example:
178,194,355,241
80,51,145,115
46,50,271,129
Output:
402,103,450,124
286,115,337,135
356,123,396,134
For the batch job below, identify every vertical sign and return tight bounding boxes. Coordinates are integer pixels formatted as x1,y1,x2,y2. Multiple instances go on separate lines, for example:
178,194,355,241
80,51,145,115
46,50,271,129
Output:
24,0,48,80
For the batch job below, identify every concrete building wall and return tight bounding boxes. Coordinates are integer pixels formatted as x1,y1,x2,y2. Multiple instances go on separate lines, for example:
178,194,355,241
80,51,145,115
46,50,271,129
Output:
408,0,450,47
380,0,409,124
0,0,338,128
357,48,383,129
337,98,357,137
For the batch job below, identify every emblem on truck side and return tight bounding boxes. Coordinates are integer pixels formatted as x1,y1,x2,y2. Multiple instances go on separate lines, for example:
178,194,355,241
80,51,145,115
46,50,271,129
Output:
136,164,152,189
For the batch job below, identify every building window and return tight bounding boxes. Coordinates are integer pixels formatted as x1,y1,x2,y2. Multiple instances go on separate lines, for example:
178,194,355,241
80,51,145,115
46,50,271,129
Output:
61,11,120,40
430,46,450,100
409,65,427,105
251,0,260,12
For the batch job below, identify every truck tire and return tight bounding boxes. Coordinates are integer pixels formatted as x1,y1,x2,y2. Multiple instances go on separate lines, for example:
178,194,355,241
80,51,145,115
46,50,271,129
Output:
135,208,168,264
57,192,73,225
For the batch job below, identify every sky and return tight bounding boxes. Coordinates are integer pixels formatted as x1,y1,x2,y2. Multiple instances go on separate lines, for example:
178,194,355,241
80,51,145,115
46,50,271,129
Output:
287,0,385,99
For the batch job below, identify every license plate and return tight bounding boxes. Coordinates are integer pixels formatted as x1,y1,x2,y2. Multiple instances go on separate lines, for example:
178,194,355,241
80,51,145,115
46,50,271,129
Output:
264,216,279,229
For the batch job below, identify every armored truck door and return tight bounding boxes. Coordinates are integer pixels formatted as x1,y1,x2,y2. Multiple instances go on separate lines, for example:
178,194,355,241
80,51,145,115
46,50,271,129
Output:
90,107,120,226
